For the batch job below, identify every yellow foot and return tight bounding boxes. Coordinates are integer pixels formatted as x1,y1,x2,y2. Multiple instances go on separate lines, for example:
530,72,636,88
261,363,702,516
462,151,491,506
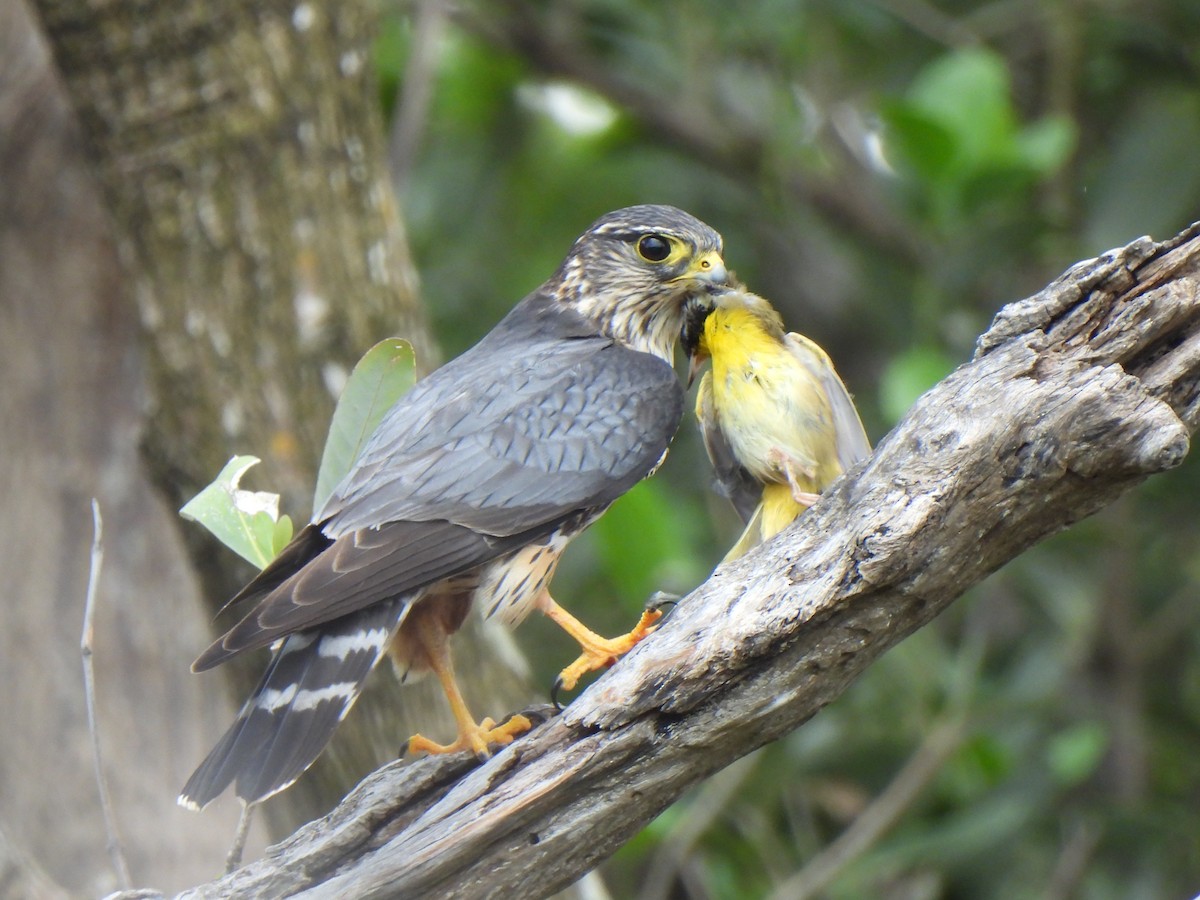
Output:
555,608,663,692
406,713,533,759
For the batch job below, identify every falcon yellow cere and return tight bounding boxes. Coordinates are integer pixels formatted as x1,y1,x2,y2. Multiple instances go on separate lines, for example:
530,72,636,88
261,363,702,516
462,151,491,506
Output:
180,205,729,809
681,287,870,561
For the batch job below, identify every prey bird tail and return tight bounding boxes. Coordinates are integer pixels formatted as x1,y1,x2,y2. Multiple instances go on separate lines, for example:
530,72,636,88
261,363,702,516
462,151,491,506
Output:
179,597,408,810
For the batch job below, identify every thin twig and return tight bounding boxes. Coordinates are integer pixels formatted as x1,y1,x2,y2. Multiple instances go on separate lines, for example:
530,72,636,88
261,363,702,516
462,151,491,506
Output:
1043,818,1099,900
637,753,759,900
766,719,966,900
225,804,255,874
82,499,132,889
389,0,448,189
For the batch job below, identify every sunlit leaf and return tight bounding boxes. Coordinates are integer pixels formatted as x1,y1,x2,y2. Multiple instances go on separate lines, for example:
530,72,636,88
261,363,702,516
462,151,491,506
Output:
180,456,287,569
906,47,1015,167
1047,722,1109,786
1014,115,1076,174
314,338,416,511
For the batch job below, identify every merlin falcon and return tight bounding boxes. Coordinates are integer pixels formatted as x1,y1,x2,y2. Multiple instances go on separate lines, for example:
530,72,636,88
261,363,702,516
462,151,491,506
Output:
180,205,729,809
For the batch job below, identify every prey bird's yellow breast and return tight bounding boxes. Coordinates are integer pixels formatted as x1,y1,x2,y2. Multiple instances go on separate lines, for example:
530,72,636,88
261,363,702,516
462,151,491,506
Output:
703,306,841,492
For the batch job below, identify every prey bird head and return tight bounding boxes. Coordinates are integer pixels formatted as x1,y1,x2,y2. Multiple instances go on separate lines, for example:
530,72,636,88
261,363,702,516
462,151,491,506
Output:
551,205,729,362
679,286,781,386
680,294,714,386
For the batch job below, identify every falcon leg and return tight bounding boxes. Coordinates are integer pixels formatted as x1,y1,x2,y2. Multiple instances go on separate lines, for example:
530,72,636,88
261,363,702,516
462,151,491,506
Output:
537,592,662,692
404,616,531,758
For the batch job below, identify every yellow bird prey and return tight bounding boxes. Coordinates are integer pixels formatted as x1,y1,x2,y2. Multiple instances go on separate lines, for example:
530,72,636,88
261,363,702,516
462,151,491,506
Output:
682,288,870,560
180,205,728,809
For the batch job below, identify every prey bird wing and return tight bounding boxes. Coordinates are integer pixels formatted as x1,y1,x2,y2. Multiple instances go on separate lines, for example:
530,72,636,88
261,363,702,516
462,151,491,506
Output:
784,332,871,473
695,373,761,523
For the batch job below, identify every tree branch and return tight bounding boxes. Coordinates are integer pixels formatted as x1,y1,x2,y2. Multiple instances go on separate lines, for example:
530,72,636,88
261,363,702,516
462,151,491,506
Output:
144,223,1199,898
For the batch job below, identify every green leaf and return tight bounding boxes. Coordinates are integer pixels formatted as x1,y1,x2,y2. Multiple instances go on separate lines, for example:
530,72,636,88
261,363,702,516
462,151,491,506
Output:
272,514,295,558
945,733,1015,799
1013,115,1076,175
590,479,707,603
906,47,1016,168
180,456,288,569
879,102,958,186
314,338,417,511
1047,722,1108,786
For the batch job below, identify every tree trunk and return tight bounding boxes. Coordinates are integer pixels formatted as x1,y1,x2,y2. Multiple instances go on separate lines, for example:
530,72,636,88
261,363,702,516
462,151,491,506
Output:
146,224,1198,898
0,1,252,893
20,0,531,866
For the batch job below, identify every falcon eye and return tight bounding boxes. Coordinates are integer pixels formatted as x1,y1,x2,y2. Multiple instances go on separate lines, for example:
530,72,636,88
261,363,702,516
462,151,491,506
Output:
636,234,672,262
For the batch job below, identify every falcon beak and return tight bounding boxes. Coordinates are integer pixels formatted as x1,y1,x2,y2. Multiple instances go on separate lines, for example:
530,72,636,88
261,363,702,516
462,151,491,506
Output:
687,249,729,287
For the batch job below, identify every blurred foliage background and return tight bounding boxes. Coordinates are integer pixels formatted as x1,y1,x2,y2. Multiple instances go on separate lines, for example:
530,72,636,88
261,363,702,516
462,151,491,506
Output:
377,2,1200,897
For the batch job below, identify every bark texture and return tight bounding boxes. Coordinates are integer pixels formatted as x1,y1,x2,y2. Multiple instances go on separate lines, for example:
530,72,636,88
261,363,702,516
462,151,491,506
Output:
0,1,251,893
24,0,530,854
33,0,428,517
142,225,1197,898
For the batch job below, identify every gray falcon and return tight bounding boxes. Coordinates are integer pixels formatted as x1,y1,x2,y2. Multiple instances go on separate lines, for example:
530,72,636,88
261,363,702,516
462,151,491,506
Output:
180,205,729,809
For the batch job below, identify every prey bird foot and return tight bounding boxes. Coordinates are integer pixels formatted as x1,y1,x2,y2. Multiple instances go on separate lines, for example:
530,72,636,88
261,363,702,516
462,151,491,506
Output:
406,713,533,759
554,608,663,694
790,488,821,507
768,447,819,503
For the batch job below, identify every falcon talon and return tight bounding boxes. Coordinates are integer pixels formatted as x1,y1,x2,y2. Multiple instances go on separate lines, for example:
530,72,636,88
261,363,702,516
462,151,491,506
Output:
645,590,681,613
519,703,558,726
179,205,730,810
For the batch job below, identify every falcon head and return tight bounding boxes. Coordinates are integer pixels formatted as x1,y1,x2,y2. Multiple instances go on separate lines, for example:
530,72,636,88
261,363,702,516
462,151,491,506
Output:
551,205,730,362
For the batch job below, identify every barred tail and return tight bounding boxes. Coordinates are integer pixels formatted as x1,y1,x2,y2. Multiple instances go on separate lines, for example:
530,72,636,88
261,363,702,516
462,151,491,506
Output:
179,597,408,810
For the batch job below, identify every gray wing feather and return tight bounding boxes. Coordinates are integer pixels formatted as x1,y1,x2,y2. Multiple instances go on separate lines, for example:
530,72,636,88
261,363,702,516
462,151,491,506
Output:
197,302,683,667
322,325,681,536
785,332,872,472
696,371,760,523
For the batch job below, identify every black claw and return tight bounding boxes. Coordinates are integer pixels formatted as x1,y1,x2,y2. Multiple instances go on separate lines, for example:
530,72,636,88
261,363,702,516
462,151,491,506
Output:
550,676,566,711
646,590,681,615
518,703,558,727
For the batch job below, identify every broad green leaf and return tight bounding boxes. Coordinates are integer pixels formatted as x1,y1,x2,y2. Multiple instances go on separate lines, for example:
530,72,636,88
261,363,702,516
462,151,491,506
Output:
314,338,416,511
907,47,1015,167
879,102,958,186
272,513,295,558
180,456,287,569
590,479,707,604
